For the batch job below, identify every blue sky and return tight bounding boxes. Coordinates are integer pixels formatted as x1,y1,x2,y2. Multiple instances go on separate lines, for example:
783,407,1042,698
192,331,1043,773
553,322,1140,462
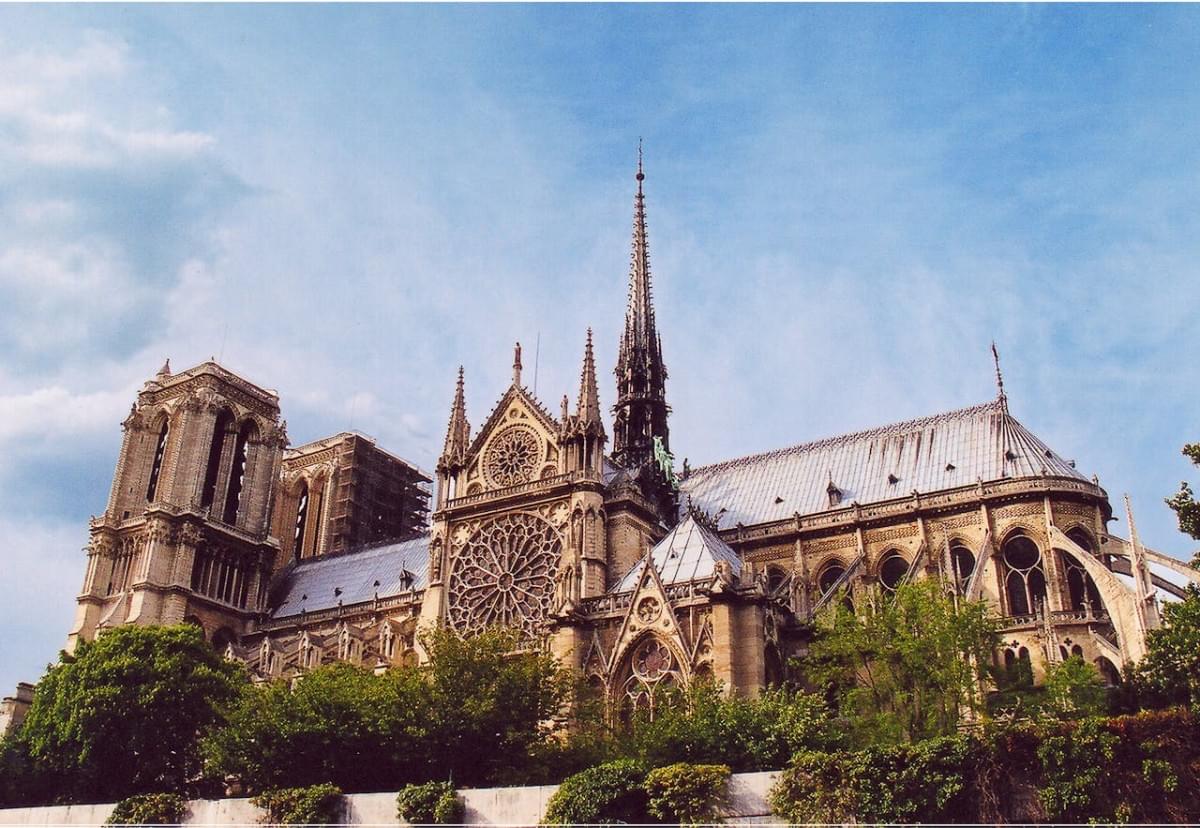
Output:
2,4,1199,692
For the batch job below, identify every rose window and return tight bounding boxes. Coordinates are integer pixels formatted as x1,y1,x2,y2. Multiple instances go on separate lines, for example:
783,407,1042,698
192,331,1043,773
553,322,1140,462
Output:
633,638,673,681
636,596,662,625
484,426,542,487
447,513,561,637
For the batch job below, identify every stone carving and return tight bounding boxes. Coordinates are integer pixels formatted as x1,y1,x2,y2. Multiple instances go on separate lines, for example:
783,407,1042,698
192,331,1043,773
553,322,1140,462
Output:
483,425,541,487
446,513,560,637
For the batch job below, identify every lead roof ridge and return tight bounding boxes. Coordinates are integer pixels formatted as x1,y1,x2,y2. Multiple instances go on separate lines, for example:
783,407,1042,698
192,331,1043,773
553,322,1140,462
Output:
686,399,1006,477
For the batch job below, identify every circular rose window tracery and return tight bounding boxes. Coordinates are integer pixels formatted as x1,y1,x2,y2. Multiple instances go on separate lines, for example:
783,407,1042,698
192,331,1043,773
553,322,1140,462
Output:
484,425,542,487
447,513,561,637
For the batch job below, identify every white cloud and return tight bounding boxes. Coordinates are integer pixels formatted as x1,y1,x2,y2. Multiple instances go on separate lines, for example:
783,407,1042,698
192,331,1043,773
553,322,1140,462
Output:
0,385,132,446
0,516,88,691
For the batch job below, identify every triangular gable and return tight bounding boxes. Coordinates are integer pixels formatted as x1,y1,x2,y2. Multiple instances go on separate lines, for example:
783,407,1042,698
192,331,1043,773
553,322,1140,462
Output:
466,384,561,459
608,549,689,674
581,628,610,679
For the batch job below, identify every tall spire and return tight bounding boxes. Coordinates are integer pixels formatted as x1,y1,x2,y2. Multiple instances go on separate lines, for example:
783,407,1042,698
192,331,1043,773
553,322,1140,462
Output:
440,366,470,469
613,143,669,471
577,328,603,431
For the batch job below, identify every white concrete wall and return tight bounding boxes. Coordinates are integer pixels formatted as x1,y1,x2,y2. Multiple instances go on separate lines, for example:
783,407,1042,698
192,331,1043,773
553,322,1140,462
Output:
0,770,779,826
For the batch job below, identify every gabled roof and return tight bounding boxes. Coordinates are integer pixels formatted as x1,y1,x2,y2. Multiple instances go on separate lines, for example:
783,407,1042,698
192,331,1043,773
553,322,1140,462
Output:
680,399,1088,529
614,514,742,592
268,534,429,619
465,383,561,458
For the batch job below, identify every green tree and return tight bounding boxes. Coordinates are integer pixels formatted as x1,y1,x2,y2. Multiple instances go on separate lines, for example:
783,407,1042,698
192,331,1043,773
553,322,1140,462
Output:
412,626,573,786
1042,655,1107,718
1165,443,1200,567
203,626,573,791
805,579,998,745
19,624,244,803
203,662,414,792
627,681,838,771
1134,585,1200,709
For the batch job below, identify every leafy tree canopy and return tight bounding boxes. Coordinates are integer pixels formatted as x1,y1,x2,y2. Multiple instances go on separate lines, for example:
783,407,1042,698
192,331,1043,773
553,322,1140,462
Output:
18,624,245,803
804,579,998,745
204,626,573,792
1165,442,1200,567
1134,585,1200,710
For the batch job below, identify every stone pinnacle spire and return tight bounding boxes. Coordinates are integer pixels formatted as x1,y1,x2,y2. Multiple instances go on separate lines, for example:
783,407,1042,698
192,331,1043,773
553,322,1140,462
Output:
577,328,604,433
439,366,470,469
613,143,669,470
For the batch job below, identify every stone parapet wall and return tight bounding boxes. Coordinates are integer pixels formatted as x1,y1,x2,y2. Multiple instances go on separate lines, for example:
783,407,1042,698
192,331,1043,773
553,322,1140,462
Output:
0,771,778,826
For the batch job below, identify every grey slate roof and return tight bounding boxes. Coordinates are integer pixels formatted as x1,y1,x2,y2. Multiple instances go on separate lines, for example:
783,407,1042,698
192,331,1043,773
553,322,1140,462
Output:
268,533,429,619
679,399,1087,529
614,514,742,592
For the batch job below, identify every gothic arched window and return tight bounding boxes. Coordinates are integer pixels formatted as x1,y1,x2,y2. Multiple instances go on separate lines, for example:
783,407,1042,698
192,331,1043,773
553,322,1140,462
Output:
200,409,235,510
878,551,909,593
949,543,975,591
222,420,256,525
1061,528,1103,613
293,481,310,560
1002,534,1047,617
619,636,681,723
145,417,170,502
817,561,846,597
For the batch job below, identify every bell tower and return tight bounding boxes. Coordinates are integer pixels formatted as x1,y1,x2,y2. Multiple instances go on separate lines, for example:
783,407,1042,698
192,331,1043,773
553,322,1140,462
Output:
69,360,286,651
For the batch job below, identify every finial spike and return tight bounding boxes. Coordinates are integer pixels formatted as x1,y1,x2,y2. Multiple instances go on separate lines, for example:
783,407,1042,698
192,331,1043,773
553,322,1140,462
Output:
991,341,1007,409
440,366,470,468
512,341,522,387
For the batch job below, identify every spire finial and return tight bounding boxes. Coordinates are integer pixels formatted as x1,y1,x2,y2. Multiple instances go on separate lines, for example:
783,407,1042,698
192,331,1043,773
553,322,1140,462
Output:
637,138,644,185
577,327,603,430
440,366,470,468
991,341,1007,410
513,341,522,387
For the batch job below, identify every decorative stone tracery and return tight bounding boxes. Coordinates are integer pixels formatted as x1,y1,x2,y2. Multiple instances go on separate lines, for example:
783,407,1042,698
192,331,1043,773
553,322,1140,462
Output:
446,512,561,637
483,425,542,487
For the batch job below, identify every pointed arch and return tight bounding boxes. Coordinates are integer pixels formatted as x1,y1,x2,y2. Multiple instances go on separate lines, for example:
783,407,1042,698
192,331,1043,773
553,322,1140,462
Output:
200,408,236,510
144,411,171,502
222,418,258,525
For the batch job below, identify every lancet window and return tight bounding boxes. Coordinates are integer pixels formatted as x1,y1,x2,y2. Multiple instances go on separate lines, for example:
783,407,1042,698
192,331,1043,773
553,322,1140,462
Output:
145,418,170,502
1001,533,1047,617
1062,528,1104,613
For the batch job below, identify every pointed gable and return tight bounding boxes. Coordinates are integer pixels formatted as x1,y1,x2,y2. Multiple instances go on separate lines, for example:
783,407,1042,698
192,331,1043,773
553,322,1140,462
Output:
613,514,742,593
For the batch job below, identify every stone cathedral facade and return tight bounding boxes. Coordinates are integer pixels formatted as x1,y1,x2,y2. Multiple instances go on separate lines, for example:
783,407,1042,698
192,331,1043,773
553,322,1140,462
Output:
60,159,1200,718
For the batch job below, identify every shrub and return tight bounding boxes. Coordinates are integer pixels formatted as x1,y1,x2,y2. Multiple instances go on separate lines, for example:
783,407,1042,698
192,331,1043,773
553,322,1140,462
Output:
542,759,649,825
251,783,344,825
644,762,730,825
629,681,838,771
397,781,461,824
105,792,188,825
769,735,979,824
432,788,464,825
1032,708,1200,823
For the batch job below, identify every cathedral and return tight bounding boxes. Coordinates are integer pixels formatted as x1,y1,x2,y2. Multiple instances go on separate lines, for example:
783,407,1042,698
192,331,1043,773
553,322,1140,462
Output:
59,157,1200,717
